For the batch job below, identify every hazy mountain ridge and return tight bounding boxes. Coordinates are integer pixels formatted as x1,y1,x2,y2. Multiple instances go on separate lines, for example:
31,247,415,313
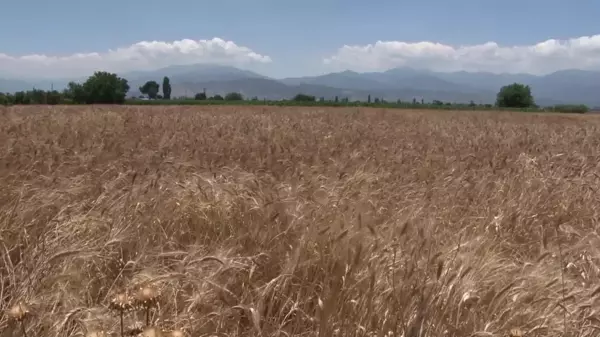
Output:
0,64,598,106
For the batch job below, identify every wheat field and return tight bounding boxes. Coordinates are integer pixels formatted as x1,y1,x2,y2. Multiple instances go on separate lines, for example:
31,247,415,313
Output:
1,105,600,337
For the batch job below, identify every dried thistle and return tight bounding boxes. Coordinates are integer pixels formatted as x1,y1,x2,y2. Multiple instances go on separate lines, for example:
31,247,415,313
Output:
8,302,31,337
124,321,144,336
135,286,160,309
134,286,160,325
7,302,31,322
110,293,134,312
109,292,133,337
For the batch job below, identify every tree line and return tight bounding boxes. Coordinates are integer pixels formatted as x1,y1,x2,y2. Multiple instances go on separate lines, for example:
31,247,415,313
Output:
138,77,171,99
0,71,591,113
0,71,130,105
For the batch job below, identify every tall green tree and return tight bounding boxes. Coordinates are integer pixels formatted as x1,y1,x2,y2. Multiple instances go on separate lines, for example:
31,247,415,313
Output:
14,91,30,104
225,92,244,101
162,77,171,100
79,71,130,104
139,81,160,99
496,83,535,108
65,82,87,103
46,90,62,105
292,93,316,102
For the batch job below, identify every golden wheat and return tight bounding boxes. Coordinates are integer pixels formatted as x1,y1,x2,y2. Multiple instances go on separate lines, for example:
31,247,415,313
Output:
1,105,600,337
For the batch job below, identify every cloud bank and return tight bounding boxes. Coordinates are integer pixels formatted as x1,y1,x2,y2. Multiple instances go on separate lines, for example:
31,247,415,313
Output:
324,35,600,74
0,38,272,79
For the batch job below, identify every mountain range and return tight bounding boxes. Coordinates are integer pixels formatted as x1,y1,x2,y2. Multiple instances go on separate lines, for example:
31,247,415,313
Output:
1,64,599,107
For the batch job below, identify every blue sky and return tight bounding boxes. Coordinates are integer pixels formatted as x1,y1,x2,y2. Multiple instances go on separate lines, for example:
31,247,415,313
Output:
1,0,599,79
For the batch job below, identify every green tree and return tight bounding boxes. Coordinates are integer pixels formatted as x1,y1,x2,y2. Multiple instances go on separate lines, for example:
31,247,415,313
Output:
225,92,244,101
46,90,62,105
162,77,171,100
194,92,207,100
29,89,46,104
7,93,15,105
496,83,535,108
78,72,129,104
14,91,30,104
292,93,316,102
139,80,160,99
65,82,87,103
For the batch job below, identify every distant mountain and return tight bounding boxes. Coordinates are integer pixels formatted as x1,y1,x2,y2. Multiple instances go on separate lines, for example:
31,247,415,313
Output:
0,78,32,93
0,77,74,93
168,78,496,104
526,70,600,106
279,67,599,106
281,68,479,93
123,64,269,96
124,63,266,84
0,63,599,106
280,70,391,91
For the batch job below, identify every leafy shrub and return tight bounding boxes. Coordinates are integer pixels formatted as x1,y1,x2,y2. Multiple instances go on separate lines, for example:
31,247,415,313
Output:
225,92,244,101
551,104,589,114
293,93,316,102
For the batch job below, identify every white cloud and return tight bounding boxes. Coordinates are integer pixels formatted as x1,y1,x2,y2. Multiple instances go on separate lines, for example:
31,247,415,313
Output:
0,37,272,79
324,35,600,74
